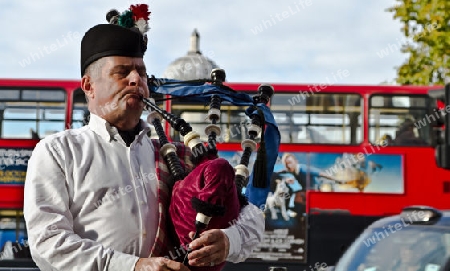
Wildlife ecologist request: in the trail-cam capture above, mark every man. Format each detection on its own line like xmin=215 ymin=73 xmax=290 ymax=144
xmin=279 ymin=153 xmax=337 ymax=211
xmin=281 ymin=152 xmax=336 ymax=191
xmin=393 ymin=119 xmax=427 ymax=146
xmin=23 ymin=18 xmax=264 ymax=271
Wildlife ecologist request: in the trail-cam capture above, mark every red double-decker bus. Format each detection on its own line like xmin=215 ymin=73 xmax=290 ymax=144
xmin=0 ymin=79 xmax=447 ymax=269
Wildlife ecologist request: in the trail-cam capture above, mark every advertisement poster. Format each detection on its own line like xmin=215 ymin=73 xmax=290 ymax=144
xmin=307 ymin=152 xmax=404 ymax=193
xmin=0 ymin=148 xmax=33 ymax=185
xmin=219 ymin=150 xmax=404 ymax=263
xmin=219 ymin=151 xmax=307 ymax=262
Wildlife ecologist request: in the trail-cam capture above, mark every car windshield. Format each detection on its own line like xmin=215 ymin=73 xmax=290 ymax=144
xmin=334 ymin=225 xmax=450 ymax=271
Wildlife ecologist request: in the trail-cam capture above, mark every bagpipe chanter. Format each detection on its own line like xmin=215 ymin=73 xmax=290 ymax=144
xmin=144 ymin=72 xmax=280 ymax=270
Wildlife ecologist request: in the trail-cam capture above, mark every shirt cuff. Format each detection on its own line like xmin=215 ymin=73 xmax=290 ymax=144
xmin=109 ymin=250 xmax=140 ymax=271
xmin=221 ymin=226 xmax=242 ymax=263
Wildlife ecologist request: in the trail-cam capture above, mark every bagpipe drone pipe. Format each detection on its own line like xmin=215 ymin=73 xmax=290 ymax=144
xmin=143 ymin=69 xmax=280 ymax=270
xmin=100 ymin=5 xmax=279 ymax=270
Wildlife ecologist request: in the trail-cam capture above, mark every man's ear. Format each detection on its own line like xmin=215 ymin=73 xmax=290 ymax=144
xmin=81 ymin=75 xmax=94 ymax=99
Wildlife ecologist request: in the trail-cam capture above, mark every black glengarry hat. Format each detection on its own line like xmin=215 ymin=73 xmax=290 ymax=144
xmin=80 ymin=4 xmax=150 ymax=76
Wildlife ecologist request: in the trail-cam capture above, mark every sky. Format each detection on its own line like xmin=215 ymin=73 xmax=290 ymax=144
xmin=0 ymin=0 xmax=408 ymax=85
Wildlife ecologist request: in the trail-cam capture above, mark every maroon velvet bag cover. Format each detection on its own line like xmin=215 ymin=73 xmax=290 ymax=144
xmin=169 ymin=158 xmax=242 ymax=271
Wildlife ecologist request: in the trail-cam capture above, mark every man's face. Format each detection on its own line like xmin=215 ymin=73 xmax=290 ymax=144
xmin=84 ymin=56 xmax=150 ymax=124
xmin=285 ymin=156 xmax=297 ymax=172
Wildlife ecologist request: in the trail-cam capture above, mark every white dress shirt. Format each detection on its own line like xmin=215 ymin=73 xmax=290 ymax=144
xmin=24 ymin=113 xmax=264 ymax=271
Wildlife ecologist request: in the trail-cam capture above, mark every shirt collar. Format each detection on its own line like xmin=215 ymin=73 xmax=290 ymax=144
xmin=88 ymin=113 xmax=151 ymax=144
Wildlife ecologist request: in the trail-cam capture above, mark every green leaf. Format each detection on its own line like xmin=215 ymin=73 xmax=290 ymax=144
xmin=388 ymin=0 xmax=449 ymax=85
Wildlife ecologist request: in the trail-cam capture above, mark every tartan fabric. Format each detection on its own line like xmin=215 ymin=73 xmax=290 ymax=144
xmin=149 ymin=139 xmax=194 ymax=258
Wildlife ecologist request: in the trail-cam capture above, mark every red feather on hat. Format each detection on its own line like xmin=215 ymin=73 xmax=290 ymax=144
xmin=130 ymin=4 xmax=151 ymax=21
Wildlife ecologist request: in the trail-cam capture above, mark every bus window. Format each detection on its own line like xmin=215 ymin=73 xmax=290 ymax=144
xmin=0 ymin=210 xmax=29 ymax=260
xmin=270 ymin=93 xmax=362 ymax=144
xmin=170 ymin=101 xmax=250 ymax=143
xmin=170 ymin=92 xmax=363 ymax=144
xmin=0 ymin=89 xmax=66 ymax=139
xmin=369 ymin=94 xmax=430 ymax=146
xmin=72 ymin=88 xmax=90 ymax=129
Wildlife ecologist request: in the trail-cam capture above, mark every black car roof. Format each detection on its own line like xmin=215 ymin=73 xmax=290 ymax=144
xmin=368 ymin=210 xmax=450 ymax=229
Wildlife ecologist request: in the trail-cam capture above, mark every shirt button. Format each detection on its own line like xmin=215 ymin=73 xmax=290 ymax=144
xmin=139 ymin=201 xmax=145 ymax=205
xmin=142 ymin=231 xmax=147 ymax=236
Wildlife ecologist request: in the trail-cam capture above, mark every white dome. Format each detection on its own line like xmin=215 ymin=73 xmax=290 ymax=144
xmin=162 ymin=29 xmax=220 ymax=80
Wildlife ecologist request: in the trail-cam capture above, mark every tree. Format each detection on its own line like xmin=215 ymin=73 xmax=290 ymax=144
xmin=387 ymin=0 xmax=450 ymax=85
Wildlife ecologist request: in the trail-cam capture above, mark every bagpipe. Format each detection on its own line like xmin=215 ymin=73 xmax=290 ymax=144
xmin=102 ymin=4 xmax=280 ymax=270
xmin=143 ymin=69 xmax=281 ymax=270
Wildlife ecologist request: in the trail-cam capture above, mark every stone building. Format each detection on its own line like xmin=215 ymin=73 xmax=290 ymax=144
xmin=162 ymin=29 xmax=220 ymax=80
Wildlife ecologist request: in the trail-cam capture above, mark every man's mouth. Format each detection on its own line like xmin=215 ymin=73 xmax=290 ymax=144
xmin=125 ymin=93 xmax=142 ymax=99
xmin=123 ymin=93 xmax=145 ymax=108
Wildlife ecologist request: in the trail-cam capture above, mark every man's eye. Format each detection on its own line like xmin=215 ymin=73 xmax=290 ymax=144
xmin=138 ymin=69 xmax=147 ymax=77
xmin=116 ymin=69 xmax=128 ymax=75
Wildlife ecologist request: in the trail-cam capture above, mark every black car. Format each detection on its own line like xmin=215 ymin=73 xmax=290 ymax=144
xmin=333 ymin=206 xmax=450 ymax=271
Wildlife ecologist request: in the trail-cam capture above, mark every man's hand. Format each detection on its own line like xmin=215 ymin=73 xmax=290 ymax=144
xmin=187 ymin=229 xmax=229 ymax=267
xmin=134 ymin=257 xmax=190 ymax=271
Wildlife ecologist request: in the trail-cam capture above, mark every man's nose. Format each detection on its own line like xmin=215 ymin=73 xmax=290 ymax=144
xmin=128 ymin=70 xmax=140 ymax=86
